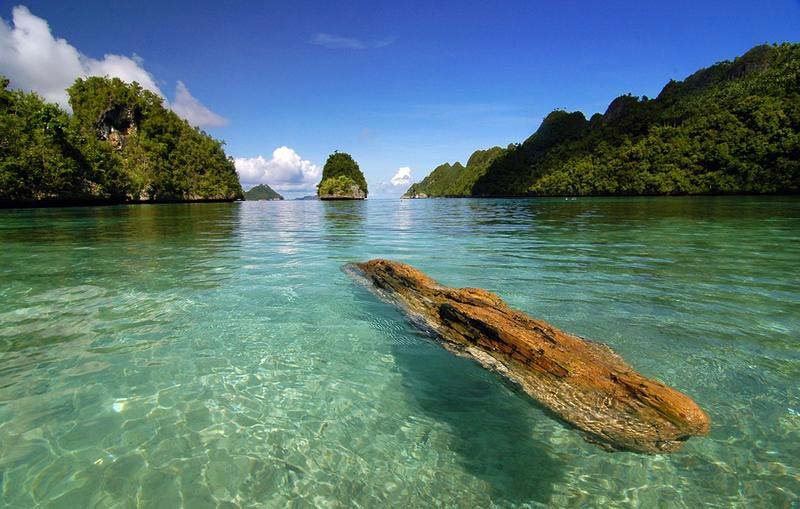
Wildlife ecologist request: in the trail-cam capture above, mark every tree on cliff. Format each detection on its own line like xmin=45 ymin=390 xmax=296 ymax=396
xmin=317 ymin=151 xmax=368 ymax=198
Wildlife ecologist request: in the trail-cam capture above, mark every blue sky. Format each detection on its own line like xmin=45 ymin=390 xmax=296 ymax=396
xmin=2 ymin=1 xmax=799 ymax=197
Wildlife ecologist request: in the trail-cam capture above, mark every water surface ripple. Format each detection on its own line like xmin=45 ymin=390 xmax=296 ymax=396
xmin=0 ymin=197 xmax=798 ymax=507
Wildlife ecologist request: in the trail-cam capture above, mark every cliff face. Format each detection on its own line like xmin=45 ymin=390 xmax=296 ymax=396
xmin=401 ymin=189 xmax=428 ymax=199
xmin=319 ymin=183 xmax=366 ymax=200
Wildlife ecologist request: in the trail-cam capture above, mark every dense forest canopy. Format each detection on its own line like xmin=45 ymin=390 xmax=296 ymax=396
xmin=0 ymin=76 xmax=242 ymax=206
xmin=244 ymin=183 xmax=283 ymax=200
xmin=317 ymin=151 xmax=368 ymax=198
xmin=404 ymin=146 xmax=504 ymax=198
xmin=405 ymin=43 xmax=800 ymax=198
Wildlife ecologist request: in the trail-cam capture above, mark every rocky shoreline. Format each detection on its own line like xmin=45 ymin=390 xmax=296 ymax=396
xmin=319 ymin=187 xmax=366 ymax=200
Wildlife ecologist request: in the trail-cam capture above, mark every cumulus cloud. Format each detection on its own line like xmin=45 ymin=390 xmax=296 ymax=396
xmin=170 ymin=81 xmax=228 ymax=128
xmin=235 ymin=147 xmax=321 ymax=193
xmin=372 ymin=167 xmax=413 ymax=197
xmin=0 ymin=5 xmax=226 ymax=127
xmin=310 ymin=33 xmax=394 ymax=50
xmin=390 ymin=166 xmax=412 ymax=187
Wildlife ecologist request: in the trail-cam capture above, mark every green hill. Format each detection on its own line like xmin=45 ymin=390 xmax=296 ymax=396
xmin=406 ymin=43 xmax=800 ymax=197
xmin=244 ymin=183 xmax=283 ymax=200
xmin=317 ymin=151 xmax=368 ymax=199
xmin=403 ymin=146 xmax=504 ymax=198
xmin=0 ymin=76 xmax=243 ymax=206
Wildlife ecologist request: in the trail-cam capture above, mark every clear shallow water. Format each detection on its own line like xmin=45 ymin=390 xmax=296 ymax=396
xmin=0 ymin=197 xmax=798 ymax=508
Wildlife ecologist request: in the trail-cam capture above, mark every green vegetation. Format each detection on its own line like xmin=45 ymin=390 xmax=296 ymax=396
xmin=0 ymin=76 xmax=242 ymax=206
xmin=317 ymin=151 xmax=368 ymax=198
xmin=404 ymin=146 xmax=505 ymax=197
xmin=406 ymin=44 xmax=800 ymax=197
xmin=244 ymin=183 xmax=283 ymax=200
xmin=318 ymin=174 xmax=362 ymax=197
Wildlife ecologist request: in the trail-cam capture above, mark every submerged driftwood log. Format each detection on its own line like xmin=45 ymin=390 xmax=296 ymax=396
xmin=346 ymin=259 xmax=710 ymax=453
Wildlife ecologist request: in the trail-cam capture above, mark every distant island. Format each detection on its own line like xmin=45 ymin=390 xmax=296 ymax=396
xmin=405 ymin=44 xmax=800 ymax=198
xmin=4 ymin=43 xmax=797 ymax=208
xmin=317 ymin=152 xmax=368 ymax=200
xmin=244 ymin=184 xmax=283 ymax=201
xmin=0 ymin=76 xmax=243 ymax=207
xmin=404 ymin=147 xmax=504 ymax=198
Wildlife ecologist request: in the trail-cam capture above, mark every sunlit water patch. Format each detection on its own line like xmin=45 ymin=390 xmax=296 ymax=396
xmin=0 ymin=198 xmax=798 ymax=507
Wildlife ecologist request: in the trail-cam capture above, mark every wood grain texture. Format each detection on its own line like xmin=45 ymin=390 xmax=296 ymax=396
xmin=347 ymin=259 xmax=710 ymax=453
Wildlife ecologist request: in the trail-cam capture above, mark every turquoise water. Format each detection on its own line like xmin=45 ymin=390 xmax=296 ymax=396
xmin=0 ymin=197 xmax=798 ymax=508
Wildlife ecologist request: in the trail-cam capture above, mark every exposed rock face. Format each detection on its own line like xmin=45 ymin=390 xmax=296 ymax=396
xmin=96 ymin=104 xmax=138 ymax=150
xmin=319 ymin=184 xmax=366 ymax=200
xmin=346 ymin=259 xmax=710 ymax=453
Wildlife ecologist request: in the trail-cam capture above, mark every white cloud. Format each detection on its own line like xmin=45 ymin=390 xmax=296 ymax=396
xmin=83 ymin=54 xmax=162 ymax=98
xmin=0 ymin=5 xmax=226 ymax=128
xmin=371 ymin=167 xmax=413 ymax=197
xmin=170 ymin=81 xmax=228 ymax=128
xmin=235 ymin=147 xmax=321 ymax=193
xmin=310 ymin=33 xmax=366 ymax=50
xmin=390 ymin=166 xmax=412 ymax=187
xmin=310 ymin=33 xmax=394 ymax=50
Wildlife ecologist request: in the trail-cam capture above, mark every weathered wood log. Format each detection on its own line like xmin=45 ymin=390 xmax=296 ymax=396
xmin=345 ymin=259 xmax=710 ymax=453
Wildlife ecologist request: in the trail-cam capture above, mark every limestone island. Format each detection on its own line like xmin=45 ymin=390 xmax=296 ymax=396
xmin=317 ymin=151 xmax=368 ymax=200
xmin=346 ymin=259 xmax=710 ymax=453
xmin=402 ymin=44 xmax=800 ymax=198
xmin=244 ymin=183 xmax=284 ymax=201
xmin=0 ymin=76 xmax=242 ymax=208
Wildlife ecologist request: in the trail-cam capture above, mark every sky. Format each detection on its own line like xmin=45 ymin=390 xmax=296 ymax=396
xmin=1 ymin=1 xmax=799 ymax=198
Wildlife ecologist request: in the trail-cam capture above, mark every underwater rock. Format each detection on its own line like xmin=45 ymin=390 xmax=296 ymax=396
xmin=346 ymin=259 xmax=710 ymax=453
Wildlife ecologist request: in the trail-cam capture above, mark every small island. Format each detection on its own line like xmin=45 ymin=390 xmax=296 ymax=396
xmin=244 ymin=183 xmax=283 ymax=201
xmin=317 ymin=151 xmax=368 ymax=200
